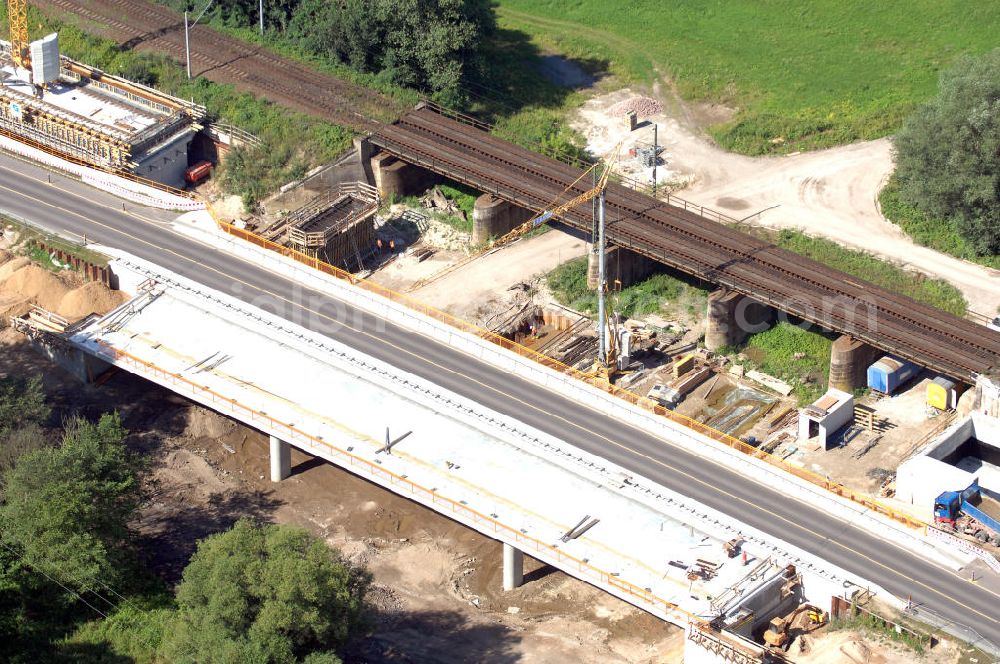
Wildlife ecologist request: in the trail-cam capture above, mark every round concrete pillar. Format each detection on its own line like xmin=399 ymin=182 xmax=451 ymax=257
xmin=704 ymin=290 xmax=741 ymax=350
xmin=828 ymin=335 xmax=879 ymax=392
xmin=473 ymin=194 xmax=509 ymax=245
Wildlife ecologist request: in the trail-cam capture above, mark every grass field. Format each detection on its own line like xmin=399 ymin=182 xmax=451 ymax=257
xmin=496 ymin=1 xmax=1000 ymax=154
xmin=727 ymin=322 xmax=838 ymax=405
xmin=547 ymin=258 xmax=710 ymax=320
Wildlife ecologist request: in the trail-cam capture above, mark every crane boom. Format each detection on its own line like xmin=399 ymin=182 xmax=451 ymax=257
xmin=7 ymin=0 xmax=30 ymax=70
xmin=404 ymin=142 xmax=622 ymax=293
xmin=492 ymin=142 xmax=622 ymax=248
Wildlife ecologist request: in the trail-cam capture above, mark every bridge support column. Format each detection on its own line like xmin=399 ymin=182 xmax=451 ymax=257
xmin=472 ymin=194 xmax=533 ymax=245
xmin=270 ymin=435 xmax=291 ymax=482
xmin=829 ymin=335 xmax=879 ymax=392
xmin=704 ymin=289 xmax=773 ymax=351
xmin=502 ymin=542 xmax=524 ymax=591
xmin=354 ymin=136 xmax=377 ymax=186
xmin=371 ymin=152 xmax=440 ymax=199
xmin=586 ymin=246 xmax=658 ymax=291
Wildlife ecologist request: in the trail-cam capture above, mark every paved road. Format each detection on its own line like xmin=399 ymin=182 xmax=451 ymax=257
xmin=2 ymin=155 xmax=998 ymax=648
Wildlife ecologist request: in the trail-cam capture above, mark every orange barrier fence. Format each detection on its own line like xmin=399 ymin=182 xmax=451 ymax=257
xmin=95 ymin=339 xmax=709 ymax=627
xmin=213 ymin=216 xmax=927 ymax=532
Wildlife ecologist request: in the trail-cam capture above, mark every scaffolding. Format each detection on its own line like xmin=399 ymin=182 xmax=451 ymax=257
xmin=280 ymin=182 xmax=379 ymax=269
xmin=0 ymin=39 xmax=204 ymax=173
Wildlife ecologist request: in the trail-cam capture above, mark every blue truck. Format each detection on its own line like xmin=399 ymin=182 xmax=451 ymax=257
xmin=934 ymin=480 xmax=1000 ymax=547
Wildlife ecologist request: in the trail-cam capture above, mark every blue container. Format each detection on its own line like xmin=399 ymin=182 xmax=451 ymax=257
xmin=867 ymin=356 xmax=919 ymax=394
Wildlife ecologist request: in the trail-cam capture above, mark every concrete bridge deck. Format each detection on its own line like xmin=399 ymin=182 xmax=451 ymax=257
xmin=49 ymin=256 xmax=862 ymax=638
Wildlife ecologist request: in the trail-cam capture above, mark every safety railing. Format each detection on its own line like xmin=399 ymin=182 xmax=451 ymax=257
xmin=92 ymin=339 xmax=705 ymax=628
xmin=212 ymin=214 xmax=927 ymax=531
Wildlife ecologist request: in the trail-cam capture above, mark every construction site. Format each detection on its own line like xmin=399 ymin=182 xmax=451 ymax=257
xmin=1 ymin=1 xmax=1000 ymax=662
xmin=0 ymin=25 xmax=205 ymax=187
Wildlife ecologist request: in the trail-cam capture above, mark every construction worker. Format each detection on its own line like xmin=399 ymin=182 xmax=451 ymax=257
xmin=376 ymin=238 xmax=383 ymax=254
xmin=389 ymin=239 xmax=396 ymax=253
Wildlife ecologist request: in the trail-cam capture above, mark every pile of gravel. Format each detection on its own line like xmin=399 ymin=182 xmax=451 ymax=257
xmin=609 ymin=96 xmax=663 ymax=118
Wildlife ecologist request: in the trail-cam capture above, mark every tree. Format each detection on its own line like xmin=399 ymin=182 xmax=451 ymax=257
xmin=893 ymin=49 xmax=1000 ymax=255
xmin=160 ymin=519 xmax=370 ymax=664
xmin=0 ymin=374 xmax=49 ymax=437
xmin=0 ymin=413 xmax=141 ymax=594
xmin=0 ymin=374 xmax=50 ymax=486
xmin=288 ymin=0 xmax=495 ymax=105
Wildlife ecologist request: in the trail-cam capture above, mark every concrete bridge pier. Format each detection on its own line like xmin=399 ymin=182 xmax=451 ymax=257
xmin=502 ymin=542 xmax=524 ymax=591
xmin=270 ymin=435 xmax=291 ymax=482
xmin=586 ymin=246 xmax=658 ymax=291
xmin=704 ymin=289 xmax=773 ymax=350
xmin=371 ymin=152 xmax=440 ymax=199
xmin=829 ymin=335 xmax=879 ymax=392
xmin=472 ymin=194 xmax=533 ymax=245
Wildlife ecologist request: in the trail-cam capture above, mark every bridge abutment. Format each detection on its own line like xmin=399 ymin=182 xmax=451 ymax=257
xmin=472 ymin=194 xmax=533 ymax=245
xmin=704 ymin=289 xmax=773 ymax=351
xmin=270 ymin=434 xmax=291 ymax=482
xmin=371 ymin=152 xmax=440 ymax=199
xmin=502 ymin=542 xmax=524 ymax=591
xmin=829 ymin=335 xmax=879 ymax=392
xmin=23 ymin=334 xmax=112 ymax=384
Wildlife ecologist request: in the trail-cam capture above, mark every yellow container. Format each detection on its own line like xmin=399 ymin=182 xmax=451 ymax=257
xmin=927 ymin=376 xmax=956 ymax=411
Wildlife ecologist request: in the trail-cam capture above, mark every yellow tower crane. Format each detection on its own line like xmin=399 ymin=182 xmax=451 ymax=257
xmin=7 ymin=0 xmax=30 ymax=71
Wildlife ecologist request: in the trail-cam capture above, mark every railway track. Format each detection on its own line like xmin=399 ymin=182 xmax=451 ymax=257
xmin=33 ymin=0 xmax=401 ymax=130
xmin=28 ymin=0 xmax=999 ymax=378
xmin=374 ymin=108 xmax=1000 ymax=380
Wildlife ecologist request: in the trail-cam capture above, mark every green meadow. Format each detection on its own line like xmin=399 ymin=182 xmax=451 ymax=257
xmin=496 ymin=1 xmax=1000 ymax=154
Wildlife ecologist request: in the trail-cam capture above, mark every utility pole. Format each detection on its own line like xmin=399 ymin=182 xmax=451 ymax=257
xmin=259 ymin=0 xmax=264 ymax=35
xmin=597 ymin=188 xmax=607 ymax=364
xmin=184 ymin=10 xmax=191 ymax=79
xmin=185 ymin=0 xmax=214 ymax=79
xmin=652 ymin=123 xmax=658 ymax=197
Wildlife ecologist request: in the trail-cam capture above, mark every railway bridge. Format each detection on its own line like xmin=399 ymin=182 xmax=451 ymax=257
xmin=369 ymin=105 xmax=1000 ymax=382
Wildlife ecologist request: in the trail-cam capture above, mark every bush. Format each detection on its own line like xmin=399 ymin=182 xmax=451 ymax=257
xmin=893 ymin=49 xmax=1000 ymax=255
xmin=160 ymin=519 xmax=370 ymax=663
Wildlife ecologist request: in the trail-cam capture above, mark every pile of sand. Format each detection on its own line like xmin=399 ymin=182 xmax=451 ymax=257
xmin=0 ymin=258 xmax=128 ymax=322
xmin=0 ymin=257 xmax=30 ymax=281
xmin=1 ymin=264 xmax=69 ymax=311
xmin=59 ymin=281 xmax=129 ymax=321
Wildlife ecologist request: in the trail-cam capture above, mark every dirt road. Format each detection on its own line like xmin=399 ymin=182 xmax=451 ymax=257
xmin=573 ymin=89 xmax=1000 ymax=316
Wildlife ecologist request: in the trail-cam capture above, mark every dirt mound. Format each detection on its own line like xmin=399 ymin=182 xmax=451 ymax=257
xmin=59 ymin=281 xmax=128 ymax=321
xmin=0 ymin=264 xmax=69 ymax=311
xmin=609 ymin=96 xmax=663 ymax=118
xmin=0 ymin=257 xmax=30 ymax=281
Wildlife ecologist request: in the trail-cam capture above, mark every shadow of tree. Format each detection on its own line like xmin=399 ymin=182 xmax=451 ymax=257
xmin=348 ymin=609 xmax=522 ymax=664
xmin=138 ymin=488 xmax=284 ymax=584
xmin=469 ymin=26 xmax=610 ymax=121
